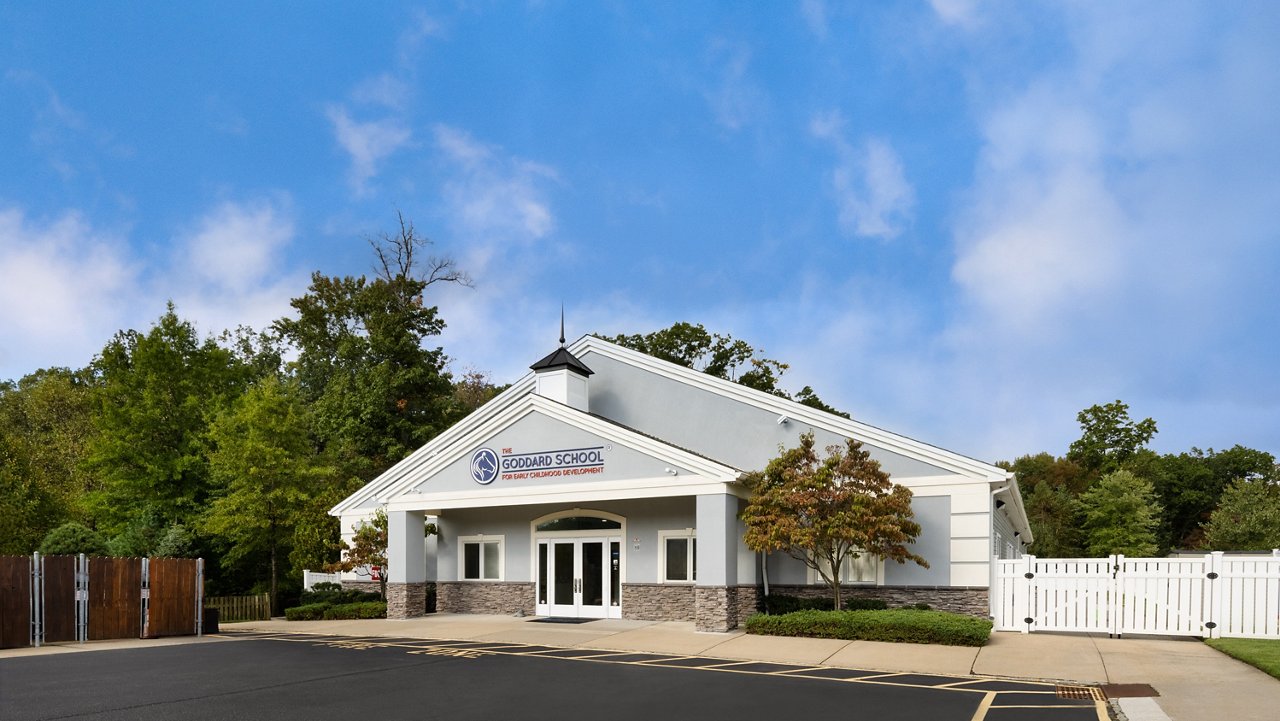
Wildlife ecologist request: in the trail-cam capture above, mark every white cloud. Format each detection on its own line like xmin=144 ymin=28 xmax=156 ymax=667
xmin=704 ymin=39 xmax=767 ymax=131
xmin=811 ymin=112 xmax=915 ymax=239
xmin=800 ymin=0 xmax=829 ymax=41
xmin=924 ymin=2 xmax=1280 ymax=457
xmin=351 ymin=73 xmax=411 ymax=112
xmin=180 ymin=199 xmax=295 ymax=294
xmin=0 ymin=197 xmax=312 ymax=381
xmin=433 ymin=124 xmax=558 ymax=253
xmin=929 ymin=0 xmax=981 ymax=29
xmin=168 ymin=197 xmax=305 ymax=339
xmin=0 ymin=207 xmax=137 ymax=377
xmin=326 ymin=105 xmax=413 ymax=195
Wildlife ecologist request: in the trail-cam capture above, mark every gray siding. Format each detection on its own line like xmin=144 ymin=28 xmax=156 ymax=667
xmin=580 ymin=351 xmax=950 ymax=478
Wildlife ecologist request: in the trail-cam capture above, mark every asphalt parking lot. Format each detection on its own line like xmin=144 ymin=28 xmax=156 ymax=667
xmin=0 ymin=631 xmax=1106 ymax=721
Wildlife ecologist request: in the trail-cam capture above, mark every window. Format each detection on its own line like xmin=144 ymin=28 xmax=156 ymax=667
xmin=459 ymin=535 xmax=503 ymax=581
xmin=658 ymin=530 xmax=696 ymax=583
xmin=994 ymin=531 xmax=1003 ymax=559
xmin=807 ymin=551 xmax=879 ymax=585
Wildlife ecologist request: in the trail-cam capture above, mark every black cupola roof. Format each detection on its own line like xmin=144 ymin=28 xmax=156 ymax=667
xmin=530 ymin=346 xmax=594 ymax=377
xmin=531 ymin=306 xmax=593 ymax=377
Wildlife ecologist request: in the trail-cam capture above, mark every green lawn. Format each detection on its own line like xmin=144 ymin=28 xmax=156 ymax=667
xmin=1205 ymin=638 xmax=1280 ymax=680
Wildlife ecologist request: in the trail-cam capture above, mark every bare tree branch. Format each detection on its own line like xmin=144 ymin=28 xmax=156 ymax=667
xmin=368 ymin=211 xmax=473 ymax=288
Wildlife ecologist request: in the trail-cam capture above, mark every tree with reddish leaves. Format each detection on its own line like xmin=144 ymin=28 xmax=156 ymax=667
xmin=741 ymin=432 xmax=926 ymax=610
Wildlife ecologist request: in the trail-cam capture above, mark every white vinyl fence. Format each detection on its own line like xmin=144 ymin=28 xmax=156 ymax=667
xmin=992 ymin=552 xmax=1280 ymax=639
xmin=302 ymin=570 xmax=342 ymax=591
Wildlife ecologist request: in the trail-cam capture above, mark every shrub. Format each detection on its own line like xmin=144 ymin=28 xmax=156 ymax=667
xmin=844 ymin=598 xmax=889 ymax=611
xmin=763 ymin=594 xmax=889 ymax=613
xmin=285 ymin=603 xmax=329 ymax=621
xmin=764 ymin=594 xmax=837 ymax=614
xmin=321 ymin=601 xmax=387 ymax=620
xmin=38 ymin=523 xmax=110 ymax=556
xmin=902 ymin=602 xmax=932 ymax=611
xmin=300 ymin=584 xmax=382 ymax=606
xmin=745 ymin=609 xmax=992 ymax=647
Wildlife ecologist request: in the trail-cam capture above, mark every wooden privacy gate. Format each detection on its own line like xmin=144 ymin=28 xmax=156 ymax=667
xmin=993 ymin=553 xmax=1280 ymax=639
xmin=0 ymin=554 xmax=203 ymax=648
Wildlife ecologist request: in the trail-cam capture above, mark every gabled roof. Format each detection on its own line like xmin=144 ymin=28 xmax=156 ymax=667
xmin=567 ymin=335 xmax=1014 ymax=483
xmin=332 ymin=334 xmax=1019 ymax=517
xmin=330 ymin=378 xmax=741 ymax=516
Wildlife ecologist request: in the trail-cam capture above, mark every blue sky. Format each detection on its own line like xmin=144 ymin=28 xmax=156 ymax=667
xmin=2 ymin=1 xmax=1278 ymax=463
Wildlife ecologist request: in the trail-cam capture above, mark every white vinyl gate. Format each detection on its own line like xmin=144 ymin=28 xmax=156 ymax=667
xmin=992 ymin=552 xmax=1280 ymax=639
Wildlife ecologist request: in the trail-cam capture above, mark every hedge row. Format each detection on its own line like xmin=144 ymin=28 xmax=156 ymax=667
xmin=284 ymin=601 xmax=387 ymax=621
xmin=744 ymin=609 xmax=992 ymax=647
xmin=763 ymin=594 xmax=890 ymax=614
xmin=299 ymin=583 xmax=382 ymax=606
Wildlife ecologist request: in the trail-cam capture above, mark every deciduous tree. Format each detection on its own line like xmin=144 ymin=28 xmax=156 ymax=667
xmin=85 ymin=305 xmax=249 ymax=534
xmin=740 ymin=432 xmax=926 ymax=609
xmin=275 ymin=216 xmax=466 ymax=477
xmin=1067 ymin=401 xmax=1157 ymax=475
xmin=606 ymin=322 xmax=847 ymax=414
xmin=203 ymin=375 xmax=336 ymax=613
xmin=325 ymin=508 xmax=389 ymax=598
xmin=0 ymin=368 xmax=98 ymax=553
xmin=1203 ymin=473 xmax=1280 ymax=551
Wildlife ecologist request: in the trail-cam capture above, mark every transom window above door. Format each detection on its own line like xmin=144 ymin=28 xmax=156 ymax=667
xmin=535 ymin=516 xmax=622 ymax=532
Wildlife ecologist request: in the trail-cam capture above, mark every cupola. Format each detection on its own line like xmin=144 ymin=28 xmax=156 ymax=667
xmin=530 ymin=311 xmax=592 ymax=412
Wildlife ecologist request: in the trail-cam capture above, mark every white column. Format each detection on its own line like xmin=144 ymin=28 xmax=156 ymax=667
xmin=387 ymin=510 xmax=426 ymax=584
xmin=695 ymin=493 xmax=737 ymax=587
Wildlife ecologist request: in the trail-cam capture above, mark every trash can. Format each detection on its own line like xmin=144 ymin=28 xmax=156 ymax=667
xmin=202 ymin=607 xmax=220 ymax=634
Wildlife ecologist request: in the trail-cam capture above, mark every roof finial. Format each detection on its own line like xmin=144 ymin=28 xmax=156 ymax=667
xmin=559 ymin=304 xmax=566 ymax=346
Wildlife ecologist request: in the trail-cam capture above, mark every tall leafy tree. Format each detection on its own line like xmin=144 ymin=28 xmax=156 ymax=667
xmin=0 ymin=367 xmax=98 ymax=553
xmin=1067 ymin=400 xmax=1158 ymax=475
xmin=203 ymin=374 xmax=336 ymax=613
xmin=1002 ymin=452 xmax=1088 ymax=556
xmin=741 ymin=432 xmax=926 ymax=609
xmin=275 ymin=215 xmax=466 ymax=476
xmin=1202 ymin=474 xmax=1280 ymax=551
xmin=85 ymin=305 xmax=247 ymax=535
xmin=606 ymin=322 xmax=847 ymax=415
xmin=1077 ymin=469 xmax=1162 ymax=557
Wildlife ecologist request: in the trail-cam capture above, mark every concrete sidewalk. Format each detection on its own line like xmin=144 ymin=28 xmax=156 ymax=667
xmin=6 ymin=614 xmax=1278 ymax=721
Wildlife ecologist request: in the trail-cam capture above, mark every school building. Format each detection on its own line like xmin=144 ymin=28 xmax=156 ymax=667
xmin=331 ymin=335 xmax=1032 ymax=631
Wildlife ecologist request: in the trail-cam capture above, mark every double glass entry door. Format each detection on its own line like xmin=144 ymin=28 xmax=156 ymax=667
xmin=536 ymin=537 xmax=621 ymax=619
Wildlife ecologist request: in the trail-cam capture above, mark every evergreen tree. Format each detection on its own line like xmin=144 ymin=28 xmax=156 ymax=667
xmin=1078 ymin=469 xmax=1162 ymax=557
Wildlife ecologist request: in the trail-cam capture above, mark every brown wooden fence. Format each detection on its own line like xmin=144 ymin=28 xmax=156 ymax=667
xmin=0 ymin=556 xmax=31 ymax=649
xmin=43 ymin=555 xmax=77 ymax=643
xmin=145 ymin=558 xmax=200 ymax=637
xmin=88 ymin=557 xmax=143 ymax=641
xmin=203 ymin=593 xmax=270 ymax=622
xmin=0 ymin=554 xmax=204 ymax=648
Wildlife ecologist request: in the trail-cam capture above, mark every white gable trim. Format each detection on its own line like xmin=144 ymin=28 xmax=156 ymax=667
xmin=329 ymin=376 xmax=536 ymax=515
xmin=334 ymin=393 xmax=742 ymax=515
xmin=569 ymin=335 xmax=1009 ymax=482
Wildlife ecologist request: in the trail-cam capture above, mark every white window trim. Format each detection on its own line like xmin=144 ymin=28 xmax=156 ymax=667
xmin=805 ymin=550 xmax=880 ymax=585
xmin=657 ymin=529 xmax=696 ymax=584
xmin=459 ymin=534 xmax=505 ymax=582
